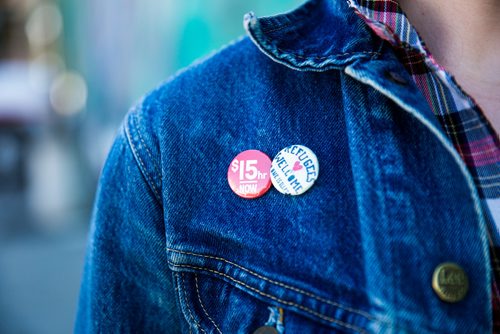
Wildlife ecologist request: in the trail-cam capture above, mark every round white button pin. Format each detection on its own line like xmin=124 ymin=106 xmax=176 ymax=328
xmin=270 ymin=145 xmax=319 ymax=195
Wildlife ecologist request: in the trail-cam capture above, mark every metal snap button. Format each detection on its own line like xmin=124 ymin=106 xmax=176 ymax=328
xmin=253 ymin=326 xmax=278 ymax=334
xmin=432 ymin=262 xmax=469 ymax=303
xmin=387 ymin=70 xmax=408 ymax=85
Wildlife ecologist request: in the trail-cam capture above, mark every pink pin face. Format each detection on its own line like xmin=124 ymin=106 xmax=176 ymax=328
xmin=228 ymin=150 xmax=272 ymax=199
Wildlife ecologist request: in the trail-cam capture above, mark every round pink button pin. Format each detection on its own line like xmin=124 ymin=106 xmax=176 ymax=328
xmin=228 ymin=150 xmax=272 ymax=199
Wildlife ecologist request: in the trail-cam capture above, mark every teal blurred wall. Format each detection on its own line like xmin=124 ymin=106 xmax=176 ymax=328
xmin=65 ymin=0 xmax=305 ymax=124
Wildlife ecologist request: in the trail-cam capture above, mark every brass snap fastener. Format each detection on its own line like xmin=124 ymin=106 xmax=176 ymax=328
xmin=432 ymin=262 xmax=469 ymax=303
xmin=253 ymin=326 xmax=278 ymax=334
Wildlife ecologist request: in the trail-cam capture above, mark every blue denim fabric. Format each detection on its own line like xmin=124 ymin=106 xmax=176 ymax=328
xmin=76 ymin=0 xmax=492 ymax=332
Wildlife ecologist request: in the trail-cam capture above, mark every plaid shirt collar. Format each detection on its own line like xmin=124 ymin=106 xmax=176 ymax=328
xmin=348 ymin=1 xmax=422 ymax=46
xmin=347 ymin=0 xmax=500 ymax=195
xmin=347 ymin=0 xmax=443 ymax=72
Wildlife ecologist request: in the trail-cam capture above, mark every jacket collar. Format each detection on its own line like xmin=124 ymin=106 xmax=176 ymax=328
xmin=243 ymin=0 xmax=439 ymax=135
xmin=244 ymin=0 xmax=383 ymax=72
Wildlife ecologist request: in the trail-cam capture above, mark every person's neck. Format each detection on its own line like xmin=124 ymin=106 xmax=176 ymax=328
xmin=398 ymin=0 xmax=500 ymax=130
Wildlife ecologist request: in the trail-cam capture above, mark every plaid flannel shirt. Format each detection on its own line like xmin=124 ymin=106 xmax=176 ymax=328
xmin=348 ymin=0 xmax=500 ymax=330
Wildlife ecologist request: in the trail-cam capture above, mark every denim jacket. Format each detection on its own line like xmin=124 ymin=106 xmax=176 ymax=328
xmin=75 ymin=0 xmax=492 ymax=332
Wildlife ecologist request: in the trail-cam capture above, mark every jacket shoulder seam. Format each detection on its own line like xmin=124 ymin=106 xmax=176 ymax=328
xmin=124 ymin=111 xmax=162 ymax=203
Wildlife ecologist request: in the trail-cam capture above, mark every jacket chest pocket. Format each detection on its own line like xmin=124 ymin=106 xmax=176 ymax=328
xmin=169 ymin=249 xmax=388 ymax=334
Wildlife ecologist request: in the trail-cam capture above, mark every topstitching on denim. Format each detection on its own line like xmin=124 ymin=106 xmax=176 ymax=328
xmin=167 ymin=248 xmax=393 ymax=327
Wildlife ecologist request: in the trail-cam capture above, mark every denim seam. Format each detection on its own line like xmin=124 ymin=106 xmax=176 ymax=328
xmin=194 ymin=274 xmax=223 ymax=334
xmin=174 ymin=273 xmax=193 ymax=334
xmin=135 ymin=113 xmax=162 ymax=186
xmin=246 ymin=20 xmax=380 ymax=70
xmin=180 ymin=273 xmax=207 ymax=334
xmin=273 ymin=48 xmax=381 ymax=61
xmin=172 ymin=273 xmax=191 ymax=334
xmin=255 ymin=29 xmax=381 ymax=61
xmin=170 ymin=262 xmax=367 ymax=334
xmin=246 ymin=10 xmax=380 ymax=61
xmin=167 ymin=247 xmax=387 ymax=325
xmin=124 ymin=116 xmax=162 ymax=202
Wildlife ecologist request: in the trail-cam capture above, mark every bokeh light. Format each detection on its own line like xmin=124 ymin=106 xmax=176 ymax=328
xmin=25 ymin=3 xmax=63 ymax=49
xmin=49 ymin=71 xmax=88 ymax=116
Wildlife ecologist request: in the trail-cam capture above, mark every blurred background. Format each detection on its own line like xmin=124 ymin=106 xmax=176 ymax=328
xmin=0 ymin=0 xmax=303 ymax=333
